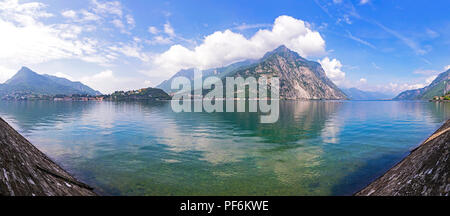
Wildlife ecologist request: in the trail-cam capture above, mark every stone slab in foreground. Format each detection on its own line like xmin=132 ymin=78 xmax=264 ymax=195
xmin=356 ymin=119 xmax=450 ymax=196
xmin=0 ymin=117 xmax=96 ymax=196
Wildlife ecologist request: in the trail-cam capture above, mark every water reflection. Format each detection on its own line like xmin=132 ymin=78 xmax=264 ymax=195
xmin=0 ymin=100 xmax=448 ymax=195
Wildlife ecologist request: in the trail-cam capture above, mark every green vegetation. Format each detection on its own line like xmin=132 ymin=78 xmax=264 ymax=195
xmin=106 ymin=87 xmax=171 ymax=101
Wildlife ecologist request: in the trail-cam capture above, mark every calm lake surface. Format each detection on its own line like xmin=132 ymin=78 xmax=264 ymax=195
xmin=0 ymin=100 xmax=449 ymax=195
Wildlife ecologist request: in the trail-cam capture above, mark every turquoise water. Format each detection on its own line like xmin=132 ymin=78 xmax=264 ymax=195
xmin=0 ymin=100 xmax=448 ymax=195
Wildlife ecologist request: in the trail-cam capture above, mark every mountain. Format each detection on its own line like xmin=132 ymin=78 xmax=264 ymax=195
xmin=342 ymin=88 xmax=394 ymax=100
xmin=394 ymin=69 xmax=450 ymax=100
xmin=156 ymin=60 xmax=256 ymax=93
xmin=158 ymin=45 xmax=347 ymax=100
xmin=226 ymin=45 xmax=347 ymax=100
xmin=0 ymin=67 xmax=101 ymax=97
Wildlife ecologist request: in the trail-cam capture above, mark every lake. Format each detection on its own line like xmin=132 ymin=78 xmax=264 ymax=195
xmin=0 ymin=100 xmax=448 ymax=195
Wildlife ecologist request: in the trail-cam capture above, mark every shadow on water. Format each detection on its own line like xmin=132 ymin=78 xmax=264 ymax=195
xmin=330 ymin=152 xmax=408 ymax=195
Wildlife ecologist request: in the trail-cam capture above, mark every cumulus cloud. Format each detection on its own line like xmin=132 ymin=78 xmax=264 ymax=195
xmin=79 ymin=70 xmax=148 ymax=94
xmin=318 ymin=57 xmax=346 ymax=84
xmin=379 ymin=75 xmax=437 ymax=94
xmin=0 ymin=0 xmax=109 ymax=67
xmin=148 ymin=15 xmax=326 ymax=78
xmin=0 ymin=0 xmax=148 ymax=82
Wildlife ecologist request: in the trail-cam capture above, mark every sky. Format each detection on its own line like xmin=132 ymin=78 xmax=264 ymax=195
xmin=0 ymin=0 xmax=449 ymax=94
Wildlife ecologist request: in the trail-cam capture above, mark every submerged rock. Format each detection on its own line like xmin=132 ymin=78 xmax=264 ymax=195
xmin=356 ymin=119 xmax=450 ymax=196
xmin=0 ymin=117 xmax=96 ymax=196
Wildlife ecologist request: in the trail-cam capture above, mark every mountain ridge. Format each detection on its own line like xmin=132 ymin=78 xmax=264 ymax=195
xmin=0 ymin=67 xmax=101 ymax=97
xmin=394 ymin=69 xmax=450 ymax=100
xmin=157 ymin=45 xmax=347 ymax=100
xmin=342 ymin=88 xmax=394 ymax=100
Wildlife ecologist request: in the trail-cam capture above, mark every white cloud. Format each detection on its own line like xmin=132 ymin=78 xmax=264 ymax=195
xmin=111 ymin=19 xmax=125 ymax=30
xmin=109 ymin=44 xmax=149 ymax=62
xmin=91 ymin=0 xmax=123 ymax=17
xmin=372 ymin=62 xmax=381 ymax=70
xmin=61 ymin=9 xmax=101 ymax=22
xmin=147 ymin=36 xmax=172 ymax=45
xmin=126 ymin=14 xmax=135 ymax=28
xmin=425 ymin=75 xmax=437 ymax=85
xmin=80 ymin=70 xmax=117 ymax=94
xmin=347 ymin=31 xmax=376 ymax=49
xmin=381 ymin=76 xmax=437 ymax=94
xmin=359 ymin=78 xmax=367 ymax=84
xmin=164 ymin=22 xmax=175 ymax=37
xmin=61 ymin=10 xmax=77 ymax=19
xmin=426 ymin=28 xmax=439 ymax=39
xmin=373 ymin=21 xmax=428 ymax=55
xmin=78 ymin=9 xmax=101 ymax=22
xmin=52 ymin=72 xmax=74 ymax=80
xmin=0 ymin=65 xmax=16 ymax=83
xmin=79 ymin=70 xmax=148 ymax=94
xmin=0 ymin=5 xmax=102 ymax=66
xmin=413 ymin=68 xmax=438 ymax=75
xmin=359 ymin=0 xmax=370 ymax=5
xmin=318 ymin=57 xmax=346 ymax=84
xmin=0 ymin=0 xmax=150 ymax=73
xmin=148 ymin=26 xmax=159 ymax=34
xmin=0 ymin=0 xmax=53 ymax=26
xmin=148 ymin=15 xmax=326 ymax=78
xmin=234 ymin=23 xmax=273 ymax=31
xmin=445 ymin=65 xmax=450 ymax=71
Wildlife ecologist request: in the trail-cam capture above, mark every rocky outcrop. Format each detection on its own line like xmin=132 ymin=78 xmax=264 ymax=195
xmin=0 ymin=117 xmax=96 ymax=196
xmin=229 ymin=46 xmax=347 ymax=100
xmin=356 ymin=119 xmax=450 ymax=196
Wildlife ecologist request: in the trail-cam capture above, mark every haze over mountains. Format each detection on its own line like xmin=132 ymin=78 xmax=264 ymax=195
xmin=158 ymin=45 xmax=347 ymax=100
xmin=342 ymin=88 xmax=394 ymax=100
xmin=0 ymin=67 xmax=101 ymax=97
xmin=394 ymin=69 xmax=450 ymax=100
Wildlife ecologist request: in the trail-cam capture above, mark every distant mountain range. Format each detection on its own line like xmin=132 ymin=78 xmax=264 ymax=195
xmin=342 ymin=88 xmax=394 ymax=100
xmin=394 ymin=69 xmax=450 ymax=100
xmin=157 ymin=60 xmax=257 ymax=94
xmin=0 ymin=67 xmax=101 ymax=97
xmin=158 ymin=45 xmax=347 ymax=100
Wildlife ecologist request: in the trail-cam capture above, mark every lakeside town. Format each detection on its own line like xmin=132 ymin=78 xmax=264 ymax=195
xmin=0 ymin=87 xmax=171 ymax=102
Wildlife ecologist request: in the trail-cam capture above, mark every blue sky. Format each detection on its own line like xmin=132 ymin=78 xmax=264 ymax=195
xmin=0 ymin=0 xmax=449 ymax=94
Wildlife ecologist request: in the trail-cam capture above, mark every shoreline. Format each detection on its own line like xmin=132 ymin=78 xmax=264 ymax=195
xmin=355 ymin=119 xmax=450 ymax=196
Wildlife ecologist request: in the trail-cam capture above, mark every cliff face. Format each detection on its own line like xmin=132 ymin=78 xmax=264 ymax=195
xmin=0 ymin=117 xmax=96 ymax=196
xmin=229 ymin=46 xmax=347 ymax=100
xmin=356 ymin=119 xmax=450 ymax=196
